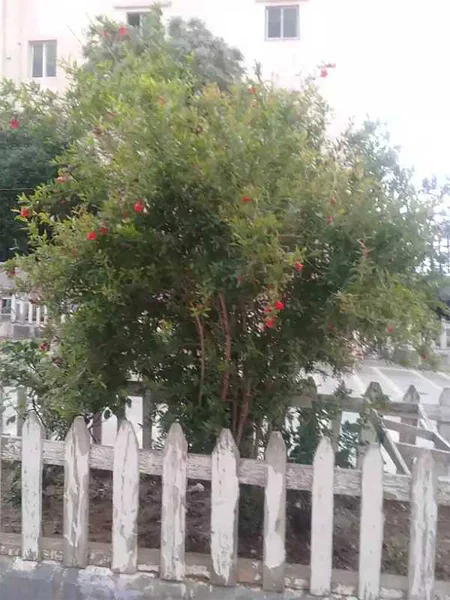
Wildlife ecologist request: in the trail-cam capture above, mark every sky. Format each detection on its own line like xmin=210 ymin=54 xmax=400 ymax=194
xmin=306 ymin=0 xmax=449 ymax=181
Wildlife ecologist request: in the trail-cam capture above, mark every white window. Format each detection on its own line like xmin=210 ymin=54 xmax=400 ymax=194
xmin=127 ymin=12 xmax=147 ymax=28
xmin=30 ymin=41 xmax=57 ymax=78
xmin=266 ymin=6 xmax=299 ymax=40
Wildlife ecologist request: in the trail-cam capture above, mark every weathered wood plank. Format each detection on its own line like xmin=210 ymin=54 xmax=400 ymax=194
xmin=160 ymin=423 xmax=187 ymax=581
xmin=263 ymin=432 xmax=286 ymax=592
xmin=383 ymin=418 xmax=435 ymax=442
xmin=63 ymin=416 xmax=90 ymax=568
xmin=408 ymin=451 xmax=438 ymax=600
xmin=211 ymin=429 xmax=239 ymax=586
xmin=21 ymin=412 xmax=44 ymax=560
xmin=112 ymin=420 xmax=139 ymax=573
xmin=398 ymin=442 xmax=450 ymax=466
xmin=358 ymin=444 xmax=383 ymax=600
xmin=310 ymin=436 xmax=334 ymax=596
xmin=357 ymin=383 xmax=382 ymax=468
xmin=400 ymin=386 xmax=420 ymax=446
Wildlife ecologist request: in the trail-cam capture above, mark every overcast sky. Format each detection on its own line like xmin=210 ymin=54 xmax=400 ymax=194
xmin=306 ymin=0 xmax=449 ymax=181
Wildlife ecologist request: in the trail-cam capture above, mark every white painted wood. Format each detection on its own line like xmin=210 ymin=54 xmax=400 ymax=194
xmin=112 ymin=420 xmax=139 ymax=573
xmin=63 ymin=416 xmax=90 ymax=567
xmin=357 ymin=383 xmax=382 ymax=468
xmin=400 ymin=386 xmax=420 ymax=446
xmin=408 ymin=451 xmax=438 ymax=600
xmin=160 ymin=423 xmax=187 ymax=581
xmin=438 ymin=388 xmax=450 ymax=443
xmin=21 ymin=412 xmax=44 ymax=560
xmin=0 ymin=385 xmax=3 ymax=537
xmin=263 ymin=431 xmax=286 ymax=592
xmin=359 ymin=444 xmax=384 ymax=600
xmin=211 ymin=429 xmax=240 ymax=586
xmin=27 ymin=301 xmax=33 ymax=324
xmin=310 ymin=436 xmax=334 ymax=596
xmin=35 ymin=305 xmax=41 ymax=325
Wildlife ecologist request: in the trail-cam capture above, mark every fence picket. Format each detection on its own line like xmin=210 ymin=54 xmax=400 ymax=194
xmin=160 ymin=423 xmax=187 ymax=581
xmin=63 ymin=416 xmax=90 ymax=567
xmin=112 ymin=420 xmax=139 ymax=573
xmin=400 ymin=385 xmax=420 ymax=446
xmin=263 ymin=431 xmax=286 ymax=592
xmin=310 ymin=436 xmax=334 ymax=596
xmin=357 ymin=382 xmax=382 ymax=468
xmin=21 ymin=412 xmax=44 ymax=560
xmin=358 ymin=444 xmax=383 ymax=600
xmin=408 ymin=450 xmax=438 ymax=600
xmin=211 ymin=429 xmax=239 ymax=587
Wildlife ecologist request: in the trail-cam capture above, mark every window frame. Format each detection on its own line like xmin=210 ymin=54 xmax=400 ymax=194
xmin=265 ymin=5 xmax=300 ymax=41
xmin=30 ymin=40 xmax=57 ymax=78
xmin=126 ymin=11 xmax=148 ymax=29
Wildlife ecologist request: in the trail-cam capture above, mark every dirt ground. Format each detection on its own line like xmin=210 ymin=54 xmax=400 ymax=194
xmin=2 ymin=465 xmax=450 ymax=580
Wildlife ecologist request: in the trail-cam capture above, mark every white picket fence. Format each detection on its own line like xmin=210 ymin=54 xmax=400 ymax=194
xmin=1 ymin=413 xmax=450 ymax=599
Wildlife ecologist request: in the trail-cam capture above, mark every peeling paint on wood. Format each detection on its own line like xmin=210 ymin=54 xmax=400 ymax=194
xmin=21 ymin=412 xmax=43 ymax=561
xmin=160 ymin=423 xmax=187 ymax=581
xmin=408 ymin=451 xmax=438 ymax=600
xmin=400 ymin=386 xmax=420 ymax=448
xmin=263 ymin=431 xmax=286 ymax=592
xmin=359 ymin=444 xmax=383 ymax=600
xmin=112 ymin=420 xmax=139 ymax=574
xmin=63 ymin=416 xmax=90 ymax=568
xmin=310 ymin=436 xmax=334 ymax=596
xmin=211 ymin=429 xmax=239 ymax=587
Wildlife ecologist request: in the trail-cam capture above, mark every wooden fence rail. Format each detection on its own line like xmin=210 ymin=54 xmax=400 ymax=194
xmin=1 ymin=414 xmax=450 ymax=599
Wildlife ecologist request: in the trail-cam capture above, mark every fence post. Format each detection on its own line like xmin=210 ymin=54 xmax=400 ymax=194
xmin=21 ymin=412 xmax=44 ymax=560
xmin=400 ymin=386 xmax=420 ymax=471
xmin=63 ymin=417 xmax=90 ymax=568
xmin=211 ymin=429 xmax=239 ymax=587
xmin=357 ymin=382 xmax=382 ymax=468
xmin=408 ymin=451 xmax=437 ymax=600
xmin=263 ymin=431 xmax=286 ymax=593
xmin=91 ymin=412 xmax=102 ymax=444
xmin=160 ymin=423 xmax=187 ymax=581
xmin=112 ymin=420 xmax=139 ymax=573
xmin=358 ymin=444 xmax=383 ymax=600
xmin=440 ymin=318 xmax=447 ymax=350
xmin=310 ymin=436 xmax=334 ymax=596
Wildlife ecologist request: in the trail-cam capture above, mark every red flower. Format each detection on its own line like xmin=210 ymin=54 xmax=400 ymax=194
xmin=248 ymin=85 xmax=257 ymax=95
xmin=39 ymin=342 xmax=49 ymax=352
xmin=327 ymin=215 xmax=333 ymax=224
xmin=274 ymin=300 xmax=284 ymax=311
xmin=10 ymin=118 xmax=19 ymax=130
xmin=20 ymin=207 xmax=30 ymax=218
xmin=241 ymin=196 xmax=252 ymax=203
xmin=320 ymin=68 xmax=328 ymax=78
xmin=99 ymin=226 xmax=108 ymax=236
xmin=119 ymin=25 xmax=127 ymax=37
xmin=86 ymin=231 xmax=97 ymax=241
xmin=295 ymin=262 xmax=304 ymax=273
xmin=386 ymin=326 xmax=394 ymax=334
xmin=134 ymin=200 xmax=145 ymax=213
xmin=56 ymin=175 xmax=69 ymax=184
xmin=265 ymin=317 xmax=275 ymax=329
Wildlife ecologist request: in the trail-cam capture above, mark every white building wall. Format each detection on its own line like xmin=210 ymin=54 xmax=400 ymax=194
xmin=0 ymin=0 xmax=317 ymax=93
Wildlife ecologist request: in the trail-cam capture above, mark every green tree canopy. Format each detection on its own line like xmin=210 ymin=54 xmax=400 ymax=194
xmin=7 ymin=10 xmax=441 ymax=452
xmin=0 ymin=80 xmax=66 ymax=261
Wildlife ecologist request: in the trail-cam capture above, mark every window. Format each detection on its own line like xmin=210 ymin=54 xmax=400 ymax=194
xmin=1 ymin=298 xmax=11 ymax=315
xmin=127 ymin=12 xmax=147 ymax=28
xmin=30 ymin=41 xmax=57 ymax=78
xmin=266 ymin=6 xmax=299 ymax=40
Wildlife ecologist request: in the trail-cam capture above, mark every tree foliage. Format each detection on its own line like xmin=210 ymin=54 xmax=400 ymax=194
xmin=6 ymin=10 xmax=441 ymax=453
xmin=0 ymin=81 xmax=66 ymax=261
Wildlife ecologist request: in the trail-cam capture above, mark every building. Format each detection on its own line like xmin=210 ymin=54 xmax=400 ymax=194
xmin=0 ymin=0 xmax=320 ymax=94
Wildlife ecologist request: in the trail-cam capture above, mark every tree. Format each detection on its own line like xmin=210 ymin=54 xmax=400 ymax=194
xmin=8 ymin=11 xmax=440 ymax=453
xmin=0 ymin=80 xmax=66 ymax=261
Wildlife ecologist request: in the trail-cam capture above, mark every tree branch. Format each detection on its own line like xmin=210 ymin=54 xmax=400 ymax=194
xmin=218 ymin=292 xmax=231 ymax=402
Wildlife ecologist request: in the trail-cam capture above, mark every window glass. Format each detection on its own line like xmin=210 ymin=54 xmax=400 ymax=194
xmin=32 ymin=42 xmax=43 ymax=78
xmin=283 ymin=7 xmax=298 ymax=38
xmin=127 ymin=12 xmax=142 ymax=27
xmin=267 ymin=7 xmax=282 ymax=39
xmin=46 ymin=41 xmax=57 ymax=77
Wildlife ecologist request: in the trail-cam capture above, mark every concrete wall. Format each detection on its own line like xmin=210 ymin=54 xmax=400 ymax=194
xmin=0 ymin=0 xmax=316 ymax=93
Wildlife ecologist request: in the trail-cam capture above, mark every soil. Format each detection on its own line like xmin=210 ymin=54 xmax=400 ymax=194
xmin=2 ymin=464 xmax=450 ymax=580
